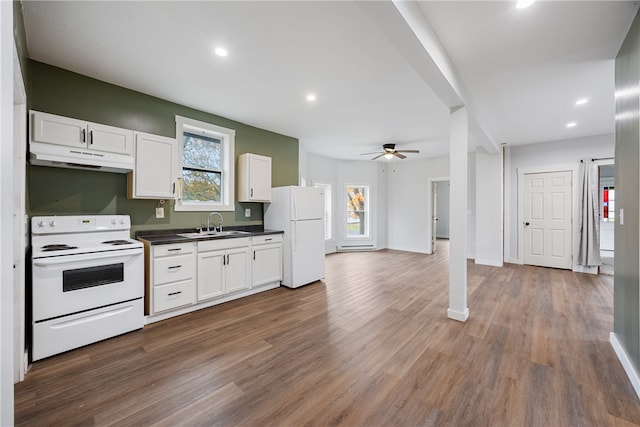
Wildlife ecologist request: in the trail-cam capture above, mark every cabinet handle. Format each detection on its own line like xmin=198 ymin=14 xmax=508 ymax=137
xmin=172 ymin=182 xmax=176 ymax=195
xmin=89 ymin=130 xmax=93 ymax=145
xmin=81 ymin=129 xmax=86 ymax=143
xmin=168 ymin=291 xmax=182 ymax=296
xmin=265 ymin=238 xmax=272 ymax=241
xmin=168 ymin=248 xmax=182 ymax=252
xmin=250 ymin=188 xmax=253 ymax=197
xmin=168 ymin=265 xmax=182 ymax=270
xmin=253 ymin=250 xmax=256 ymax=260
xmin=226 ymin=254 xmax=230 ymax=265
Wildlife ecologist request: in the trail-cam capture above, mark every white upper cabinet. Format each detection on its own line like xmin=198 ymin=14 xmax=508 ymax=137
xmin=128 ymin=132 xmax=177 ymax=199
xmin=237 ymin=153 xmax=272 ymax=202
xmin=31 ymin=111 xmax=133 ymax=155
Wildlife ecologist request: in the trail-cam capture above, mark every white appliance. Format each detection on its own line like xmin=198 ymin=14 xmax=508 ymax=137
xmin=31 ymin=215 xmax=144 ymax=361
xmin=264 ymin=186 xmax=325 ymax=288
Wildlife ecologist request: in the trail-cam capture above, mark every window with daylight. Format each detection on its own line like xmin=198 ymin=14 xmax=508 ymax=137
xmin=602 ymin=186 xmax=615 ymax=222
xmin=175 ymin=116 xmax=235 ymax=211
xmin=346 ymin=185 xmax=369 ymax=238
xmin=314 ymin=182 xmax=332 ymax=240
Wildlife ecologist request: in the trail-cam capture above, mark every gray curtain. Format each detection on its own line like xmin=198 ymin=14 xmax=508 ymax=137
xmin=577 ymin=159 xmax=601 ymax=267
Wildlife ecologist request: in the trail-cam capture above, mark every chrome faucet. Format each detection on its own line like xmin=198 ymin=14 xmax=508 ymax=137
xmin=207 ymin=212 xmax=223 ymax=233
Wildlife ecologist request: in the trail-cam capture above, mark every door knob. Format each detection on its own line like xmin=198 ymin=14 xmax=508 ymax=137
xmin=524 ymin=222 xmax=530 ymax=226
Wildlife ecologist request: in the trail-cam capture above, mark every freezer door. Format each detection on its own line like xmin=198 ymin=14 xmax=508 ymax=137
xmin=289 ymin=219 xmax=325 ymax=287
xmin=291 ymin=187 xmax=324 ymax=221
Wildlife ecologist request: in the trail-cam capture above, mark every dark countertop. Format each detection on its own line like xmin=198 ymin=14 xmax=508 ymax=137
xmin=136 ymin=226 xmax=283 ymax=245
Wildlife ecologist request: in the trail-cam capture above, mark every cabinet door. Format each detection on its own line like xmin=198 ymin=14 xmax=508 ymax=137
xmin=226 ymin=247 xmax=250 ymax=294
xmin=32 ymin=111 xmax=87 ymax=148
xmin=87 ymin=122 xmax=134 ymax=155
xmin=131 ymin=133 xmax=177 ymax=199
xmin=249 ymin=155 xmax=271 ymax=201
xmin=252 ymin=244 xmax=282 ymax=287
xmin=197 ymin=251 xmax=225 ymax=301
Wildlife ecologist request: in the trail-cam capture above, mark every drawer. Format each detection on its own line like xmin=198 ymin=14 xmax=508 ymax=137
xmin=198 ymin=237 xmax=250 ymax=252
xmin=153 ymin=242 xmax=194 ymax=258
xmin=252 ymin=234 xmax=283 ymax=245
xmin=153 ymin=279 xmax=195 ymax=313
xmin=153 ymin=254 xmax=195 ymax=285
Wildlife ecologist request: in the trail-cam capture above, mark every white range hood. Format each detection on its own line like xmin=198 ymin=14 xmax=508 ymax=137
xmin=30 ymin=141 xmax=134 ymax=173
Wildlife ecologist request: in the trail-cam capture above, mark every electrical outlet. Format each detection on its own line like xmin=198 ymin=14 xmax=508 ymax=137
xmin=245 ymin=208 xmax=251 ymax=218
xmin=156 ymin=207 xmax=165 ymax=219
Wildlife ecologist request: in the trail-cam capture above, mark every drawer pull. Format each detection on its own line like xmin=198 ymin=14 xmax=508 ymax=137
xmin=168 ymin=265 xmax=182 ymax=270
xmin=168 ymin=248 xmax=182 ymax=252
xmin=167 ymin=291 xmax=182 ymax=296
xmin=265 ymin=238 xmax=273 ymax=241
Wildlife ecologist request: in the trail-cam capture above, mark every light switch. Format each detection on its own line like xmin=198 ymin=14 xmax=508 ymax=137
xmin=245 ymin=208 xmax=251 ymax=217
xmin=156 ymin=207 xmax=165 ymax=219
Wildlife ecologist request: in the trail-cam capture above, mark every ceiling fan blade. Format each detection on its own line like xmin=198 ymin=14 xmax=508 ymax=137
xmin=361 ymin=151 xmax=383 ymax=156
xmin=396 ymin=150 xmax=420 ymax=154
xmin=393 ymin=152 xmax=407 ymax=159
xmin=371 ymin=153 xmax=386 ymax=160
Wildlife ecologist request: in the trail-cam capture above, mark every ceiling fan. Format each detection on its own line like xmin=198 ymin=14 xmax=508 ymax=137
xmin=361 ymin=143 xmax=420 ymax=160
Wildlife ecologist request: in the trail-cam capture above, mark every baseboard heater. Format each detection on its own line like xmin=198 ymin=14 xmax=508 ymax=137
xmin=338 ymin=244 xmax=375 ymax=252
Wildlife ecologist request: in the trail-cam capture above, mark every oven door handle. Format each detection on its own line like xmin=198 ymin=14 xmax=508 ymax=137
xmin=33 ymin=248 xmax=143 ymax=266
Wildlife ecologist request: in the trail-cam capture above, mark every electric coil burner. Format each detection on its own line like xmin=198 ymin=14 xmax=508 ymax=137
xmin=31 ymin=215 xmax=144 ymax=361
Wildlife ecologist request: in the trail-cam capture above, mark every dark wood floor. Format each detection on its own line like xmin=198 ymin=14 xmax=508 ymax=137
xmin=15 ymin=243 xmax=640 ymax=426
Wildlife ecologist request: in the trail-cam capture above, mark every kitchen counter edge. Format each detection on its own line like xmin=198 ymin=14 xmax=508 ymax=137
xmin=136 ymin=229 xmax=283 ymax=245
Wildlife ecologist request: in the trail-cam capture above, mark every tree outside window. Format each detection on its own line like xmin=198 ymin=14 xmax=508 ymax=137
xmin=182 ymin=132 xmax=222 ymax=203
xmin=346 ymin=185 xmax=368 ymax=237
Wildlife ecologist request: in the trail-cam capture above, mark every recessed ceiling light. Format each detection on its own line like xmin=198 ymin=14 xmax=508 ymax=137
xmin=214 ymin=47 xmax=228 ymax=57
xmin=306 ymin=94 xmax=317 ymax=102
xmin=575 ymin=98 xmax=589 ymax=106
xmin=566 ymin=122 xmax=577 ymax=128
xmin=516 ymin=0 xmax=535 ymax=9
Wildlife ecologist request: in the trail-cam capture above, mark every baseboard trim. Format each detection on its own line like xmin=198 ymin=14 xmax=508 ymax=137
xmin=610 ymin=332 xmax=640 ymax=400
xmin=447 ymin=307 xmax=469 ymax=322
xmin=504 ymin=257 xmax=521 ymax=265
xmin=475 ymin=258 xmax=503 ymax=267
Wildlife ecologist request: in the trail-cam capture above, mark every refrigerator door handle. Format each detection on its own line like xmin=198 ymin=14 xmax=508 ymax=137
xmin=292 ymin=221 xmax=297 ymax=252
xmin=293 ymin=197 xmax=298 ymax=221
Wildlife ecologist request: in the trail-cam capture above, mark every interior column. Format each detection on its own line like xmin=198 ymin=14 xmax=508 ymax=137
xmin=448 ymin=106 xmax=469 ymax=322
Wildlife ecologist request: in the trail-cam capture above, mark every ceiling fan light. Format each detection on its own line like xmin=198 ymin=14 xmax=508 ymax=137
xmin=384 ymin=153 xmax=394 ymax=160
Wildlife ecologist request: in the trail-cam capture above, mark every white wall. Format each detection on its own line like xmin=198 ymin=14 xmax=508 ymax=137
xmin=435 ymin=181 xmax=450 ymax=238
xmin=475 ymin=148 xmax=503 ymax=266
xmin=308 ymin=153 xmax=338 ymax=253
xmin=505 ymin=134 xmax=614 ymax=264
xmin=307 ymin=154 xmax=386 ymax=252
xmin=1 ymin=1 xmax=15 ymax=423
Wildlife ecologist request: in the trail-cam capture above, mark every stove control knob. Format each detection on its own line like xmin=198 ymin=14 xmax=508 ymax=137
xmin=111 ymin=219 xmax=117 ymax=225
xmin=49 ymin=220 xmax=56 ymax=227
xmin=119 ymin=218 xmax=125 ymax=225
xmin=37 ymin=220 xmax=46 ymax=228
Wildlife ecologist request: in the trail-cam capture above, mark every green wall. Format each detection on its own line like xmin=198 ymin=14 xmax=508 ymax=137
xmin=614 ymin=9 xmax=640 ymax=372
xmin=27 ymin=60 xmax=299 ymax=234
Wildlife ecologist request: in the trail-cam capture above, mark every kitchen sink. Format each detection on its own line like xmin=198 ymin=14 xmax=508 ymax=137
xmin=177 ymin=230 xmax=251 ymax=239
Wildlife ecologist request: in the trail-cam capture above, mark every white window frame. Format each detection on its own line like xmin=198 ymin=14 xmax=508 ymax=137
xmin=313 ymin=181 xmax=332 ymax=240
xmin=174 ymin=115 xmax=235 ymax=212
xmin=345 ymin=184 xmax=370 ymax=239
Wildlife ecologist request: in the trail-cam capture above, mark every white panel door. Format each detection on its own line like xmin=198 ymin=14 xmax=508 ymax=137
xmin=523 ymin=171 xmax=572 ymax=269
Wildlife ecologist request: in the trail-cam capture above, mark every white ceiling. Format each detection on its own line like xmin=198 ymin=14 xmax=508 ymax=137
xmin=21 ymin=1 xmax=638 ymax=161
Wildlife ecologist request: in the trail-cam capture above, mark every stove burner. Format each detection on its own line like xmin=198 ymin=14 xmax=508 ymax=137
xmin=102 ymin=240 xmax=133 ymax=246
xmin=41 ymin=244 xmax=78 ymax=252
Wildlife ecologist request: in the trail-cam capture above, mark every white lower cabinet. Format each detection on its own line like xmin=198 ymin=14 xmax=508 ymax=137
xmin=145 ymin=233 xmax=283 ymax=322
xmin=148 ymin=242 xmax=196 ymax=315
xmin=251 ymin=234 xmax=283 ymax=287
xmin=197 ymin=238 xmax=250 ymax=302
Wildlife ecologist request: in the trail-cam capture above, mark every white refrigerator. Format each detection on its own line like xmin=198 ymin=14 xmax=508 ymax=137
xmin=264 ymin=186 xmax=325 ymax=288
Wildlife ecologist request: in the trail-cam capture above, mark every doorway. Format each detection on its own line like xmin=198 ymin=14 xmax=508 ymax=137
xmin=599 ymin=164 xmax=615 ymax=275
xmin=430 ymin=179 xmax=450 ymax=254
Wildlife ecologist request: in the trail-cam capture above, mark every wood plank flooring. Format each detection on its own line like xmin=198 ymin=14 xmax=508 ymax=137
xmin=15 ymin=243 xmax=640 ymax=426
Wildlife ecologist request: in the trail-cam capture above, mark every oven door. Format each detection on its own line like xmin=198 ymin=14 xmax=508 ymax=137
xmin=32 ymin=248 xmax=143 ymax=321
